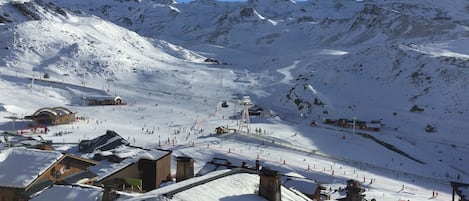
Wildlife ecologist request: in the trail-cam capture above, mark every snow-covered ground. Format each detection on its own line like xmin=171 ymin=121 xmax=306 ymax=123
xmin=0 ymin=0 xmax=468 ymax=200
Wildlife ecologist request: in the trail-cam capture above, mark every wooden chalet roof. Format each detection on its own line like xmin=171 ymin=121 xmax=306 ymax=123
xmin=0 ymin=147 xmax=98 ymax=190
xmin=0 ymin=147 xmax=62 ymax=188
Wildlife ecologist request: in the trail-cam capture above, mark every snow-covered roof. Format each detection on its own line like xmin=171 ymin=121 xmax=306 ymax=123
xmin=30 ymin=185 xmax=103 ymax=201
xmin=95 ymin=148 xmax=171 ymax=181
xmin=283 ymin=176 xmax=318 ymax=194
xmin=190 ymin=174 xmax=311 ymax=201
xmin=0 ymin=132 xmax=44 ymax=147
xmin=53 ymin=107 xmax=73 ymax=115
xmin=33 ymin=108 xmax=58 ymax=116
xmin=0 ymin=147 xmax=63 ymax=188
xmin=82 ymin=95 xmax=122 ymax=101
xmin=171 ymin=173 xmax=266 ymax=201
xmin=196 ymin=158 xmax=235 ymax=176
xmin=127 ymin=169 xmax=311 ymax=201
xmin=32 ymin=107 xmax=74 ymax=116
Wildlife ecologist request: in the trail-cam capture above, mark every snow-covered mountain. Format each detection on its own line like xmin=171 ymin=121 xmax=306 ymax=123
xmin=0 ymin=0 xmax=468 ymax=200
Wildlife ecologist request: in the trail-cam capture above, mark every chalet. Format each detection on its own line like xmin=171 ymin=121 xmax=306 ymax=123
xmin=248 ymin=106 xmax=264 ymax=116
xmin=365 ymin=122 xmax=381 ymax=132
xmin=79 ymin=130 xmax=172 ymax=193
xmin=79 ymin=130 xmax=130 ymax=154
xmin=451 ymin=181 xmax=469 ymax=201
xmin=204 ymin=57 xmax=220 ymax=64
xmin=215 ymin=126 xmax=230 ymax=134
xmin=221 ymin=101 xmax=229 ymax=108
xmin=0 ymin=148 xmax=98 ymax=201
xmin=96 ymin=149 xmax=172 ymax=193
xmin=323 ymin=118 xmax=381 ymax=132
xmin=92 ymin=145 xmax=163 ymax=164
xmin=27 ymin=107 xmax=76 ymax=125
xmin=82 ymin=95 xmax=124 ymax=106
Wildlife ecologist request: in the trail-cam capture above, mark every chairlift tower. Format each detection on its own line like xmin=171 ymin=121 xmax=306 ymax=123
xmin=106 ymin=78 xmax=114 ymax=92
xmin=238 ymin=96 xmax=253 ymax=134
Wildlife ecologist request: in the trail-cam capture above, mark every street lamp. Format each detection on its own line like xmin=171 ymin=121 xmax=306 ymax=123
xmin=352 ymin=117 xmax=356 ymax=135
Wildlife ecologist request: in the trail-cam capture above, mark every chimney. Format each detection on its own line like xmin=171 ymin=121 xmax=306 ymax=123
xmin=255 ymin=159 xmax=260 ymax=171
xmin=138 ymin=159 xmax=158 ymax=191
xmin=102 ymin=186 xmax=118 ymax=201
xmin=176 ymin=156 xmax=194 ymax=182
xmin=345 ymin=179 xmax=366 ymax=201
xmin=241 ymin=161 xmax=248 ymax=168
xmin=259 ymin=168 xmax=281 ymax=201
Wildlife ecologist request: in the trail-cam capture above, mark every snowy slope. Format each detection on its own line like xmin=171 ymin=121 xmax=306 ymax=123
xmin=0 ymin=0 xmax=468 ymax=201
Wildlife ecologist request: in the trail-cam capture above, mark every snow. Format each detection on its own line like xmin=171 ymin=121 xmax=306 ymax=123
xmin=283 ymin=177 xmax=318 ymax=195
xmin=93 ymin=147 xmax=171 ymax=181
xmin=30 ymin=185 xmax=103 ymax=201
xmin=403 ymin=39 xmax=469 ymax=59
xmin=0 ymin=148 xmax=62 ymax=188
xmin=171 ymin=173 xmax=267 ymax=201
xmin=0 ymin=0 xmax=468 ymax=200
xmin=131 ymin=169 xmax=233 ymax=200
xmin=126 ymin=170 xmax=312 ymax=201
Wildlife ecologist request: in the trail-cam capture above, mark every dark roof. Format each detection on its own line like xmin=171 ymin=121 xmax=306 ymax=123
xmin=61 ymin=170 xmax=98 ymax=185
xmin=248 ymin=107 xmax=263 ymax=112
xmin=23 ymin=179 xmax=54 ymax=197
xmin=197 ymin=163 xmax=231 ymax=176
xmin=176 ymin=156 xmax=194 ymax=162
xmin=82 ymin=95 xmax=121 ymax=101
xmin=63 ymin=154 xmax=98 ymax=165
xmin=259 ymin=167 xmax=280 ymax=177
xmin=79 ymin=130 xmax=130 ymax=153
xmin=196 ymin=158 xmax=238 ymax=176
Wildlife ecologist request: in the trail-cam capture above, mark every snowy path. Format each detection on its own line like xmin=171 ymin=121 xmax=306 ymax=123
xmin=275 ymin=60 xmax=299 ymax=85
